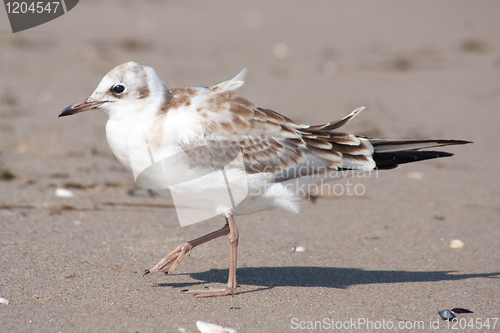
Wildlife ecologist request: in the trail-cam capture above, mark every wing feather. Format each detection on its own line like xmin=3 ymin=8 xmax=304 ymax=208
xmin=184 ymin=82 xmax=374 ymax=180
xmin=157 ymin=72 xmax=470 ymax=182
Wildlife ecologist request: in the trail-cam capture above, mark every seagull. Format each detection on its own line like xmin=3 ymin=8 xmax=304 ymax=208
xmin=59 ymin=62 xmax=471 ymax=297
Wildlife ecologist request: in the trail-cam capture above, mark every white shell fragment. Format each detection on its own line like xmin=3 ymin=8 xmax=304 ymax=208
xmin=55 ymin=188 xmax=74 ymax=198
xmin=450 ymin=239 xmax=464 ymax=248
xmin=0 ymin=297 xmax=9 ymax=305
xmin=291 ymin=246 xmax=306 ymax=252
xmin=196 ymin=320 xmax=236 ymax=333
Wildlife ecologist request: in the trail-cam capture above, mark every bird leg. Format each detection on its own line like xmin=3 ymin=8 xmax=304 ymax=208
xmin=185 ymin=214 xmax=239 ymax=297
xmin=145 ymin=220 xmax=230 ymax=275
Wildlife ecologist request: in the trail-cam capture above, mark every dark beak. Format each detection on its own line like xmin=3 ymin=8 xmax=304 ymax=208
xmin=58 ymin=99 xmax=106 ymax=117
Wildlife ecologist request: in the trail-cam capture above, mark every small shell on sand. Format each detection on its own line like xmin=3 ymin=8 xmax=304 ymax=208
xmin=196 ymin=321 xmax=236 ymax=333
xmin=449 ymin=239 xmax=464 ymax=248
xmin=291 ymin=246 xmax=306 ymax=252
xmin=55 ymin=188 xmax=74 ymax=198
xmin=0 ymin=297 xmax=9 ymax=305
xmin=438 ymin=309 xmax=456 ymax=320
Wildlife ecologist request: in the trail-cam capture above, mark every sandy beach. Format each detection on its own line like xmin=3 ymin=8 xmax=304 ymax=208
xmin=1 ymin=1 xmax=499 ymax=332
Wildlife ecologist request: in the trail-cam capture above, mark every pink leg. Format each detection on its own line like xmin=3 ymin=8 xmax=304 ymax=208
xmin=145 ymin=221 xmax=230 ymax=275
xmin=185 ymin=214 xmax=239 ymax=297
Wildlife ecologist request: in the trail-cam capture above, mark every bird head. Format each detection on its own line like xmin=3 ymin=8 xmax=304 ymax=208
xmin=59 ymin=61 xmax=166 ymax=119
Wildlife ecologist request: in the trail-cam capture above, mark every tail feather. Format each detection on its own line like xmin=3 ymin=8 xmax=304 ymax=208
xmin=368 ymin=139 xmax=471 ymax=169
xmin=370 ymin=139 xmax=471 ymax=153
xmin=373 ymin=151 xmax=453 ymax=170
xmin=302 ymin=106 xmax=471 ymax=172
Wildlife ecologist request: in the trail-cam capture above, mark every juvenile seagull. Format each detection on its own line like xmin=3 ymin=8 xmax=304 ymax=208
xmin=59 ymin=62 xmax=470 ymax=297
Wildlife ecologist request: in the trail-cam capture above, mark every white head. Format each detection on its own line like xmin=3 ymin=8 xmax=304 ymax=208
xmin=59 ymin=62 xmax=167 ymax=119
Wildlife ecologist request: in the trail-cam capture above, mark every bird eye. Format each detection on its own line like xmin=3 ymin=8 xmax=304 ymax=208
xmin=112 ymin=85 xmax=125 ymax=94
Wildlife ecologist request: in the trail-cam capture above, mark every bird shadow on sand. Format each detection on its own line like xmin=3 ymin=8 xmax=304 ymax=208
xmin=155 ymin=267 xmax=499 ymax=294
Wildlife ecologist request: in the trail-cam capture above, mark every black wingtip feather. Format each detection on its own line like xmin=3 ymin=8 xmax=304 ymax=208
xmin=373 ymin=150 xmax=454 ymax=169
